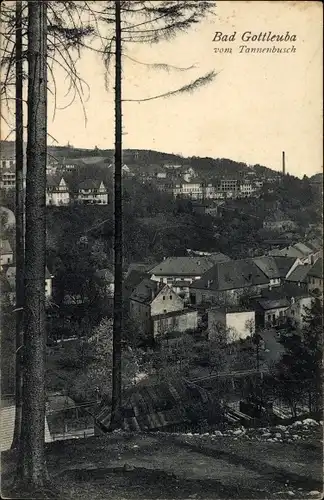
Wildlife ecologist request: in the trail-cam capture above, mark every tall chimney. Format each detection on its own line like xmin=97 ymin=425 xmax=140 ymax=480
xmin=282 ymin=151 xmax=286 ymax=176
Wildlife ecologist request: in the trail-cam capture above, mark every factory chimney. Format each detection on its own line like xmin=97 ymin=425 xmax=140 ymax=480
xmin=282 ymin=151 xmax=286 ymax=176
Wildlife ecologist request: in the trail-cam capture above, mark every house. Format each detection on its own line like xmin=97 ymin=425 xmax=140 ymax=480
xmin=253 ymin=256 xmax=301 ymax=288
xmin=0 ymin=239 xmax=13 ymax=268
xmin=285 ymin=263 xmax=312 ymax=288
xmin=0 ymin=169 xmax=16 ymax=190
xmin=149 ymin=254 xmax=230 ymax=300
xmin=95 ymin=379 xmax=224 ymax=433
xmin=46 ymin=175 xmax=70 ymax=206
xmin=239 ymin=180 xmax=255 ymax=198
xmin=286 ymin=295 xmax=314 ymax=328
xmin=76 ymin=180 xmax=108 ymax=205
xmin=307 ymin=258 xmax=323 ymax=297
xmin=129 ymin=278 xmax=197 ymax=338
xmin=189 ymin=259 xmax=269 ymax=307
xmin=269 ymin=242 xmax=320 ymax=265
xmin=257 ymin=283 xmax=314 ymax=328
xmin=5 ymin=265 xmax=53 ymax=298
xmin=255 ymin=298 xmax=290 ymax=328
xmin=172 ymin=181 xmax=204 ymax=200
xmin=208 ymin=307 xmax=255 ymax=341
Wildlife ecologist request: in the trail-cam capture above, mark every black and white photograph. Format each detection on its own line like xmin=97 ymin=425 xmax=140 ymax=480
xmin=0 ymin=1 xmax=323 ymax=498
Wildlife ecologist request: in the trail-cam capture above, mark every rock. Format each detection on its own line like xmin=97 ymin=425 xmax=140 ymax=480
xmin=287 ymin=491 xmax=295 ymax=496
xmin=214 ymin=430 xmax=223 ymax=436
xmin=291 ymin=420 xmax=302 ymax=427
xmin=274 ymin=433 xmax=282 ymax=438
xmin=307 ymin=491 xmax=322 ymax=496
xmin=233 ymin=429 xmax=243 ymax=436
xmin=132 ymin=445 xmax=139 ymax=449
xmin=276 ymin=425 xmax=287 ymax=431
xmin=261 ymin=432 xmax=271 ymax=438
xmin=267 ymin=438 xmax=274 ymax=442
xmin=186 ymin=433 xmax=193 ymax=437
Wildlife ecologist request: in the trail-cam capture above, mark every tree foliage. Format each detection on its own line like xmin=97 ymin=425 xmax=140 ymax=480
xmin=274 ymin=298 xmax=323 ymax=416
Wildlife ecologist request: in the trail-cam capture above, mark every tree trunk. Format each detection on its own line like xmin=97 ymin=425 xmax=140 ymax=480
xmin=11 ymin=0 xmax=24 ymax=450
xmin=110 ymin=0 xmax=123 ymax=430
xmin=17 ymin=0 xmax=48 ymax=487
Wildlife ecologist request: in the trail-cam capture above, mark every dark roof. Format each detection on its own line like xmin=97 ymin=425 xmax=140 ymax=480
xmin=257 ymin=298 xmax=290 ymax=311
xmin=126 ymin=262 xmax=158 ymax=276
xmin=124 ymin=270 xmax=149 ymax=300
xmin=46 ymin=174 xmax=66 ymax=188
xmin=130 ymin=278 xmax=160 ymax=304
xmin=190 ymin=259 xmax=269 ymax=291
xmin=78 ymin=179 xmax=106 ymax=190
xmin=150 ymin=254 xmax=230 ymax=277
xmin=286 ymin=264 xmax=312 ymax=283
xmin=308 ymin=258 xmax=323 ymax=279
xmin=95 ymin=378 xmax=223 ymax=432
xmin=253 ymin=256 xmax=297 ymax=279
xmin=261 ymin=283 xmax=310 ymax=300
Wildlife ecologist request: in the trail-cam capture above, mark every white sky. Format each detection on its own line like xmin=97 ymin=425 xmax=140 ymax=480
xmin=2 ymin=1 xmax=323 ymax=177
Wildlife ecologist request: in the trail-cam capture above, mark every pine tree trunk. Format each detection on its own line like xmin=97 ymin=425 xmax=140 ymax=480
xmin=17 ymin=0 xmax=48 ymax=487
xmin=11 ymin=0 xmax=24 ymax=451
xmin=110 ymin=0 xmax=123 ymax=430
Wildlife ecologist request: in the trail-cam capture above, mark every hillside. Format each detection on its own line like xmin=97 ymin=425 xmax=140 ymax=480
xmin=2 ymin=423 xmax=322 ymax=499
xmin=1 ymin=140 xmax=280 ymax=179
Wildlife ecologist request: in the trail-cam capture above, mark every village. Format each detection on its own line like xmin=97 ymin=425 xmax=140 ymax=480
xmin=1 ymin=141 xmax=323 ymax=450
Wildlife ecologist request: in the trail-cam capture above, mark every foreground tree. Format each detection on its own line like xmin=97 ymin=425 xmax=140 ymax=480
xmin=275 ymin=298 xmax=323 ymax=417
xmin=17 ymin=0 xmax=48 ymax=490
xmin=11 ymin=0 xmax=24 ymax=451
xmin=100 ymin=0 xmax=217 ymax=429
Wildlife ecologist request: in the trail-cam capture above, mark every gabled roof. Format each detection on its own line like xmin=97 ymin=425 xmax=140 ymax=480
xmin=253 ymin=256 xmax=297 ymax=279
xmin=257 ymin=298 xmax=290 ymax=311
xmin=46 ymin=174 xmax=67 ymax=189
xmin=130 ymin=278 xmax=163 ymax=304
xmin=286 ymin=264 xmax=312 ymax=283
xmin=78 ymin=179 xmax=106 ymax=190
xmin=149 ymin=254 xmax=230 ymax=277
xmin=95 ymin=378 xmax=223 ymax=432
xmin=0 ymin=239 xmax=12 ymax=254
xmin=308 ymin=258 xmax=323 ymax=279
xmin=269 ymin=242 xmax=318 ymax=260
xmin=190 ymin=259 xmax=269 ymax=291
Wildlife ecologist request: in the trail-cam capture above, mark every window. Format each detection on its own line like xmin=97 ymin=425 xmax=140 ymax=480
xmin=163 ymin=296 xmax=165 ymax=300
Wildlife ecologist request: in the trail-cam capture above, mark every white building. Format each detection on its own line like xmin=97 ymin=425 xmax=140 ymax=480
xmin=0 ymin=239 xmax=13 ymax=268
xmin=0 ymin=170 xmax=16 ymax=190
xmin=208 ymin=308 xmax=256 ymax=341
xmin=76 ymin=180 xmax=109 ymax=205
xmin=46 ymin=176 xmax=70 ymax=206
